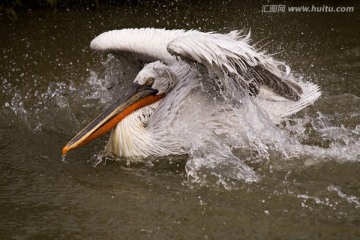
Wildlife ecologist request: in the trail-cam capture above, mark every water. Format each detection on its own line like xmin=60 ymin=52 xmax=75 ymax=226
xmin=1 ymin=1 xmax=360 ymax=239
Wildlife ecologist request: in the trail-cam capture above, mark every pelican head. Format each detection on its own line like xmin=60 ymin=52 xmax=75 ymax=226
xmin=62 ymin=61 xmax=177 ymax=156
xmin=135 ymin=61 xmax=178 ymax=94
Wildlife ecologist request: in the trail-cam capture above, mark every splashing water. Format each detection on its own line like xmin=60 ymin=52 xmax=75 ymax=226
xmin=328 ymin=185 xmax=360 ymax=209
xmin=3 ymin=55 xmax=359 ymax=187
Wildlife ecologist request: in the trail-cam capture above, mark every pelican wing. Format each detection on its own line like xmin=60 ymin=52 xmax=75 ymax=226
xmin=90 ymin=28 xmax=302 ymax=100
xmin=166 ymin=31 xmax=302 ymax=100
xmin=90 ymin=28 xmax=194 ymax=64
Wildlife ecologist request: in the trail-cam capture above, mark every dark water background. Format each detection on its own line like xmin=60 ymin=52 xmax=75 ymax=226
xmin=0 ymin=1 xmax=359 ymax=239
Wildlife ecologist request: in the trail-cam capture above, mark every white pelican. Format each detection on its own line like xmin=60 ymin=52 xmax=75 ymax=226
xmin=62 ymin=28 xmax=321 ymax=180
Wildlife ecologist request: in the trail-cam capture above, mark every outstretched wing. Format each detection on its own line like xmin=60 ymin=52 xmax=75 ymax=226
xmin=90 ymin=28 xmax=302 ymax=100
xmin=90 ymin=28 xmax=194 ymax=64
xmin=166 ymin=30 xmax=302 ymax=101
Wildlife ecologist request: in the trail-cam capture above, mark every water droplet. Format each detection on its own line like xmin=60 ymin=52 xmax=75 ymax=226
xmin=5 ymin=102 xmax=9 ymax=107
xmin=62 ymin=154 xmax=67 ymax=163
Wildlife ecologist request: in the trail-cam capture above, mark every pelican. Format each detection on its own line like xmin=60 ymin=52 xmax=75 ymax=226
xmin=62 ymin=28 xmax=321 ymax=180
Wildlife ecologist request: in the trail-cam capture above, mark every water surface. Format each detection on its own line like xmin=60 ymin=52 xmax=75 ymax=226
xmin=0 ymin=1 xmax=359 ymax=239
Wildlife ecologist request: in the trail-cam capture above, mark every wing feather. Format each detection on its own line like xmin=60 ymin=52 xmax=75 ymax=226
xmin=91 ymin=28 xmax=193 ymax=64
xmin=167 ymin=31 xmax=302 ymax=101
xmin=90 ymin=28 xmax=303 ymax=101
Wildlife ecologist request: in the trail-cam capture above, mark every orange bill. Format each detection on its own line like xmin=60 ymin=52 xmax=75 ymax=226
xmin=62 ymin=84 xmax=165 ymax=156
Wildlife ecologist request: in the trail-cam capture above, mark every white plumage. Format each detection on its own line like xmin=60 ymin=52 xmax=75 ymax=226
xmin=77 ymin=28 xmax=321 ymax=179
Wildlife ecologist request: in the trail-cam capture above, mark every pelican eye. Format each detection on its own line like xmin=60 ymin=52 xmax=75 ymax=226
xmin=145 ymin=78 xmax=154 ymax=86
